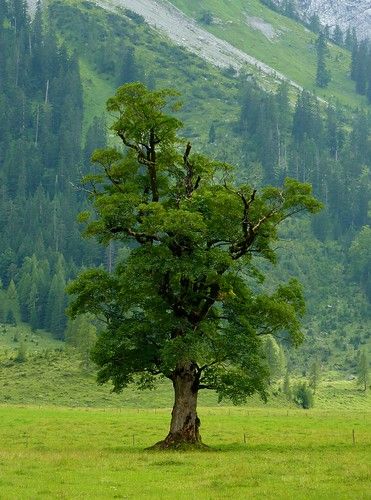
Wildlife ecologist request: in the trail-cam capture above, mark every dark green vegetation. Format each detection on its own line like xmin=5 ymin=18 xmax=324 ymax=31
xmin=316 ymin=31 xmax=331 ymax=88
xmin=0 ymin=0 xmax=369 ymax=416
xmin=350 ymin=39 xmax=371 ymax=103
xmin=0 ymin=405 xmax=369 ymax=498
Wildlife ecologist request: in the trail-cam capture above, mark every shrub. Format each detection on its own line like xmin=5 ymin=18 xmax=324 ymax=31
xmin=293 ymin=382 xmax=314 ymax=409
xmin=199 ymin=10 xmax=213 ymax=25
xmin=124 ymin=9 xmax=145 ymax=24
xmin=15 ymin=342 xmax=27 ymax=363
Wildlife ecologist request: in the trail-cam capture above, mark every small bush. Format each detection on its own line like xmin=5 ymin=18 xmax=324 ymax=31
xmin=199 ymin=10 xmax=213 ymax=25
xmin=15 ymin=342 xmax=27 ymax=363
xmin=124 ymin=9 xmax=145 ymax=24
xmin=293 ymin=382 xmax=314 ymax=409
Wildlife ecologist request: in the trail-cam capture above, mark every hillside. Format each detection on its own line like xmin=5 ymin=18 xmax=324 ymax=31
xmin=0 ymin=324 xmax=369 ymax=410
xmin=0 ymin=0 xmax=369 ymax=397
xmin=84 ymin=0 xmax=369 ymax=108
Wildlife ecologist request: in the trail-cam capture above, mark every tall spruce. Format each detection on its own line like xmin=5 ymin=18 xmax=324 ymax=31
xmin=316 ymin=31 xmax=331 ymax=88
xmin=357 ymin=350 xmax=369 ymax=392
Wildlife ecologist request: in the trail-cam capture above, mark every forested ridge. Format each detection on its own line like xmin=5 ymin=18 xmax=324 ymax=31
xmin=0 ymin=0 xmax=369 ymax=379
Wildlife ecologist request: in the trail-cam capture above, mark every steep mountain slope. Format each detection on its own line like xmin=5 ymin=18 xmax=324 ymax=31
xmin=27 ymin=0 xmax=367 ymax=107
xmin=99 ymin=0 xmax=365 ymax=107
xmin=7 ymin=0 xmax=370 ymax=378
xmin=94 ymin=0 xmax=301 ymax=89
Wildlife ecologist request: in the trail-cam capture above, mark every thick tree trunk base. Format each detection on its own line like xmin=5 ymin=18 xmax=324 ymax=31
xmin=148 ymin=362 xmax=210 ymax=450
xmin=147 ymin=437 xmax=209 ymax=451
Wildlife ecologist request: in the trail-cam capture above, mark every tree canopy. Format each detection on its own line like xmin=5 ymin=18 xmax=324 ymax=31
xmin=68 ymin=83 xmax=322 ymax=447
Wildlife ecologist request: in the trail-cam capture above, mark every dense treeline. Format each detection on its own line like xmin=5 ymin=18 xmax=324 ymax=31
xmin=236 ymin=78 xmax=370 ymax=301
xmin=0 ymin=0 xmax=105 ymax=337
xmin=351 ymin=39 xmax=371 ymax=103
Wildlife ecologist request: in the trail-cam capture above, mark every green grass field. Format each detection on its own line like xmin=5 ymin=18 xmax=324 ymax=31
xmin=0 ymin=405 xmax=369 ymax=498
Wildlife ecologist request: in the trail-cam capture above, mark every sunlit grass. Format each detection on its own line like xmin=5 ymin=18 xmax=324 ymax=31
xmin=0 ymin=405 xmax=369 ymax=498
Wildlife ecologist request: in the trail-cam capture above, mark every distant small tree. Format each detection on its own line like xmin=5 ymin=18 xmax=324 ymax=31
xmin=283 ymin=369 xmax=292 ymax=400
xmin=264 ymin=335 xmax=285 ymax=382
xmin=199 ymin=10 xmax=213 ymax=25
xmin=294 ymin=382 xmax=314 ymax=409
xmin=357 ymin=350 xmax=369 ymax=392
xmin=117 ymin=46 xmax=142 ymax=87
xmin=316 ymin=32 xmax=331 ymax=88
xmin=332 ymin=25 xmax=343 ymax=46
xmin=65 ymin=314 xmax=97 ymax=369
xmin=208 ymin=123 xmax=216 ymax=143
xmin=15 ymin=341 xmax=27 ymax=363
xmin=283 ymin=0 xmax=297 ymax=19
xmin=309 ymin=14 xmax=321 ymax=34
xmin=308 ymin=359 xmax=321 ymax=393
xmin=6 ymin=310 xmax=17 ymax=326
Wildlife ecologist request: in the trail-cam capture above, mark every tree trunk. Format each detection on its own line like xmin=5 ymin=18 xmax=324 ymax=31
xmin=152 ymin=362 xmax=204 ymax=449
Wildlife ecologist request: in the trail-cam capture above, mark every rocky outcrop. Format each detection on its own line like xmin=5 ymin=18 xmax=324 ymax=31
xmin=274 ymin=0 xmax=371 ymax=40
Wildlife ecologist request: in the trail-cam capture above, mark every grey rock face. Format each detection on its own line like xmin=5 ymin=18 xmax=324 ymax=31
xmin=274 ymin=0 xmax=371 ymax=40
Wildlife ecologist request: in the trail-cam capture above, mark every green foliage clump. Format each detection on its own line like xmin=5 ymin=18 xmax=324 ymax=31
xmin=293 ymin=382 xmax=314 ymax=409
xmin=357 ymin=350 xmax=369 ymax=392
xmin=199 ymin=10 xmax=213 ymax=25
xmin=14 ymin=341 xmax=27 ymax=363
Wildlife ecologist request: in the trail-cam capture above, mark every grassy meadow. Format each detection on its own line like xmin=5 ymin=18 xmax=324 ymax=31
xmin=0 ymin=325 xmax=370 ymax=498
xmin=0 ymin=405 xmax=369 ymax=498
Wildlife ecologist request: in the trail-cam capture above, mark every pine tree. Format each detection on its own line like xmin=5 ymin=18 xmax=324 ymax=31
xmin=355 ymin=41 xmax=368 ymax=95
xmin=83 ymin=116 xmax=107 ymax=167
xmin=6 ymin=279 xmax=20 ymax=324
xmin=15 ymin=340 xmax=27 ymax=362
xmin=208 ymin=123 xmax=216 ymax=143
xmin=65 ymin=315 xmax=97 ymax=369
xmin=283 ymin=369 xmax=292 ymax=400
xmin=309 ymin=14 xmax=321 ymax=34
xmin=332 ymin=25 xmax=343 ymax=46
xmin=45 ymin=271 xmax=67 ymax=338
xmin=316 ymin=32 xmax=331 ymax=88
xmin=308 ymin=360 xmax=321 ymax=393
xmin=357 ymin=350 xmax=369 ymax=392
xmin=116 ymin=46 xmax=141 ymax=86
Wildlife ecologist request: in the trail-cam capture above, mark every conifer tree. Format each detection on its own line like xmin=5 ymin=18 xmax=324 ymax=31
xmin=117 ymin=46 xmax=141 ymax=86
xmin=332 ymin=25 xmax=343 ymax=46
xmin=355 ymin=41 xmax=368 ymax=95
xmin=6 ymin=279 xmax=20 ymax=324
xmin=208 ymin=123 xmax=216 ymax=144
xmin=308 ymin=359 xmax=321 ymax=393
xmin=283 ymin=369 xmax=292 ymax=400
xmin=357 ymin=350 xmax=369 ymax=392
xmin=316 ymin=32 xmax=331 ymax=88
xmin=46 ymin=271 xmax=67 ymax=338
xmin=309 ymin=14 xmax=321 ymax=34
